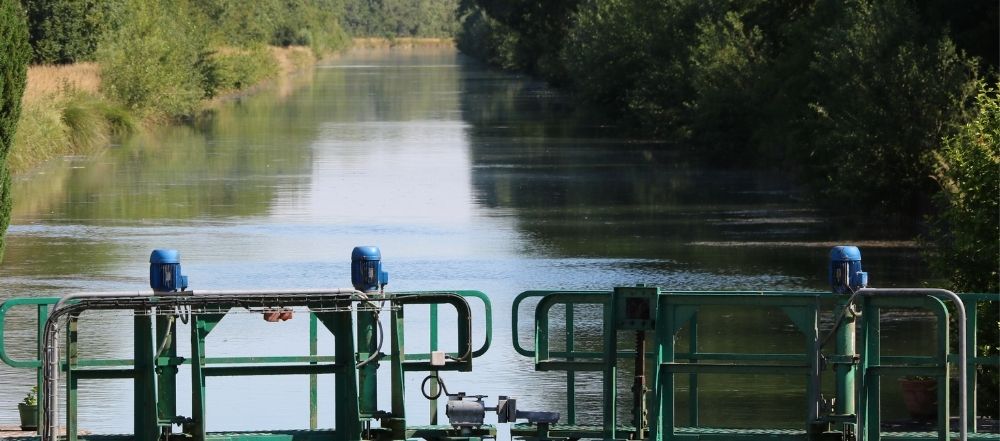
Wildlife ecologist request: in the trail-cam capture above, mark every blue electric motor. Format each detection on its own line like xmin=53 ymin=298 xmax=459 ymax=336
xmin=829 ymin=246 xmax=868 ymax=294
xmin=150 ymin=249 xmax=188 ymax=293
xmin=351 ymin=246 xmax=389 ymax=293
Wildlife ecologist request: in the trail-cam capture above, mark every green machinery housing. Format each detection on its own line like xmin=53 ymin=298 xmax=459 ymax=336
xmin=0 ymin=246 xmax=997 ymax=441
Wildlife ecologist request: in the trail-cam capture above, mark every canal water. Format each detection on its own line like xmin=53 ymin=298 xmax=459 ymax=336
xmin=0 ymin=47 xmax=936 ymax=432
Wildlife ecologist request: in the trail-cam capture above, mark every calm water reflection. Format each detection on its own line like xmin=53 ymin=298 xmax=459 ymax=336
xmin=0 ymin=47 xmax=934 ymax=432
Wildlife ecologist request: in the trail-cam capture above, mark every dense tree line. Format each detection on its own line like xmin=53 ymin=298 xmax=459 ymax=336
xmin=22 ymin=0 xmax=464 ymax=67
xmin=343 ymin=0 xmax=459 ymax=38
xmin=20 ymin=0 xmax=349 ymax=119
xmin=457 ymin=0 xmax=995 ymax=215
xmin=23 ymin=0 xmax=350 ymax=65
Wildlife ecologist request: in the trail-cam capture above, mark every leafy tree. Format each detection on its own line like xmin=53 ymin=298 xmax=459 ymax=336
xmin=790 ymin=0 xmax=979 ymax=214
xmin=0 ymin=0 xmax=30 ymax=261
xmin=97 ymin=0 xmax=207 ymax=119
xmin=458 ymin=0 xmax=582 ymax=80
xmin=24 ymin=0 xmax=103 ymax=64
xmin=455 ymin=4 xmax=522 ymax=69
xmin=924 ymin=82 xmax=999 ymax=417
xmin=343 ymin=0 xmax=459 ymax=38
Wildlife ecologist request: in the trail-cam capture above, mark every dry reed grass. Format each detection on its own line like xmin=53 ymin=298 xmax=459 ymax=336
xmin=11 ymin=45 xmax=321 ymax=174
xmin=23 ymin=62 xmax=101 ymax=102
xmin=270 ymin=46 xmax=316 ymax=75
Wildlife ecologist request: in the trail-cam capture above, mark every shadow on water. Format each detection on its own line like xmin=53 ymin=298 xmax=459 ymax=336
xmin=456 ymin=54 xmax=931 ymax=290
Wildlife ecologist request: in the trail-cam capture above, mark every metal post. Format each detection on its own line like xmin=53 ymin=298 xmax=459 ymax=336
xmin=603 ymin=300 xmax=618 ymax=440
xmin=688 ymin=313 xmax=698 ymax=427
xmin=66 ymin=314 xmax=79 ymax=441
xmin=965 ymin=301 xmax=977 ymax=433
xmin=190 ymin=316 xmax=208 ymax=441
xmin=632 ymin=330 xmax=647 ymax=440
xmin=834 ymin=302 xmax=856 ymax=423
xmin=388 ymin=307 xmax=406 ymax=439
xmin=860 ymin=298 xmax=881 ymax=441
xmin=134 ymin=310 xmax=158 ymax=441
xmin=310 ymin=312 xmax=318 ymax=429
xmin=35 ymin=304 xmax=49 ymax=436
xmin=566 ymin=303 xmax=576 ymax=425
xmin=332 ymin=311 xmax=362 ymax=441
xmin=357 ymin=309 xmax=378 ymax=419
xmin=656 ymin=295 xmax=678 ymax=441
xmin=429 ymin=303 xmax=439 ymax=424
xmin=156 ymin=312 xmax=177 ymax=434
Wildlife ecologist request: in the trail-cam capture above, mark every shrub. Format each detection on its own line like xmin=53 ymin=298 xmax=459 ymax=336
xmin=199 ymin=46 xmax=279 ymax=98
xmin=0 ymin=0 xmax=30 ymax=262
xmin=9 ymin=87 xmax=134 ymax=173
xmin=97 ymin=0 xmax=206 ymax=120
xmin=924 ymin=82 xmax=999 ymax=417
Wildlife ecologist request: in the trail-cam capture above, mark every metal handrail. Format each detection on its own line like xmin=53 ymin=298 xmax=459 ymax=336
xmin=40 ymin=289 xmax=364 ymax=441
xmin=0 ymin=297 xmax=59 ymax=368
xmin=856 ymin=288 xmax=968 ymax=441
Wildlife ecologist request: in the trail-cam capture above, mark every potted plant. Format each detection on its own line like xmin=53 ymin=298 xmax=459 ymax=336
xmin=18 ymin=385 xmax=38 ymax=431
xmin=898 ymin=376 xmax=937 ymax=421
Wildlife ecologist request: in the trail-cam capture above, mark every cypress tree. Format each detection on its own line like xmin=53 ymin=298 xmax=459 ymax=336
xmin=0 ymin=0 xmax=30 ymax=262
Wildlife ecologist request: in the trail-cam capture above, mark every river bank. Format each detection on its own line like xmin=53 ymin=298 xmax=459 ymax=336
xmin=9 ymin=37 xmax=455 ymax=176
xmin=8 ymin=46 xmax=318 ymax=175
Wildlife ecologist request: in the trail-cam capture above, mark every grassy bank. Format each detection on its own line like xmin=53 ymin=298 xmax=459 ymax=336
xmin=10 ymin=37 xmax=458 ymax=175
xmin=9 ymin=46 xmax=317 ymax=175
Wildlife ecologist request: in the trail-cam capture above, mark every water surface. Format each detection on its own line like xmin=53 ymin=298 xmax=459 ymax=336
xmin=0 ymin=47 xmax=934 ymax=432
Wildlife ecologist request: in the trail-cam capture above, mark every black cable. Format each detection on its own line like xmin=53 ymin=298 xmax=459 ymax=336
xmin=420 ymin=372 xmax=451 ymax=400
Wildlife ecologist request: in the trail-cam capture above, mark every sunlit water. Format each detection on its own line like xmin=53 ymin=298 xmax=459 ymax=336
xmin=0 ymin=47 xmax=936 ymax=433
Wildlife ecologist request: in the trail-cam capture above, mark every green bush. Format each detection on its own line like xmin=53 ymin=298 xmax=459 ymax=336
xmin=455 ymin=6 xmax=522 ymax=70
xmin=97 ymin=0 xmax=207 ymax=120
xmin=0 ymin=0 xmax=30 ymax=262
xmin=199 ymin=46 xmax=279 ymax=98
xmin=924 ymin=82 xmax=999 ymax=417
xmin=788 ymin=0 xmax=979 ymax=214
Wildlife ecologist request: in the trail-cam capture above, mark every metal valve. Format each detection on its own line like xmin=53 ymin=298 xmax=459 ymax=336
xmin=444 ymin=392 xmax=559 ymax=428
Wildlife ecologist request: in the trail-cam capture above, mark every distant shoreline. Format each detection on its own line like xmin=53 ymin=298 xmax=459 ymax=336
xmin=351 ymin=37 xmax=455 ymax=49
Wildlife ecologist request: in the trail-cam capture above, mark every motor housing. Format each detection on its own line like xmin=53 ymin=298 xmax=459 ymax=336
xmin=829 ymin=246 xmax=868 ymax=294
xmin=149 ymin=249 xmax=188 ymax=293
xmin=351 ymin=246 xmax=389 ymax=293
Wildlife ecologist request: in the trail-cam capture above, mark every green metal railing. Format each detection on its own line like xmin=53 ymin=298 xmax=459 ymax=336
xmin=512 ymin=287 xmax=999 ymax=441
xmin=0 ymin=290 xmax=493 ymax=441
xmin=0 ymin=296 xmax=60 ymax=424
xmin=857 ymin=291 xmax=998 ymax=441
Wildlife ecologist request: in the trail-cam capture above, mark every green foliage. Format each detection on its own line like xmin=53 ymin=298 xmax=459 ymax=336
xmin=455 ymin=6 xmax=522 ymax=70
xmin=923 ymin=82 xmax=999 ymax=417
xmin=190 ymin=0 xmax=348 ymax=56
xmin=97 ymin=0 xmax=207 ymax=119
xmin=790 ymin=0 xmax=979 ymax=214
xmin=457 ymin=0 xmax=582 ymax=79
xmin=199 ymin=47 xmax=280 ymax=98
xmin=687 ymin=11 xmax=767 ymax=157
xmin=344 ymin=0 xmax=460 ymax=38
xmin=24 ymin=0 xmax=104 ymax=64
xmin=926 ymin=82 xmax=999 ymax=293
xmin=22 ymin=385 xmax=37 ymax=406
xmin=9 ymin=87 xmax=135 ymax=173
xmin=460 ymin=0 xmax=985 ymax=215
xmin=0 ymin=0 xmax=30 ymax=262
